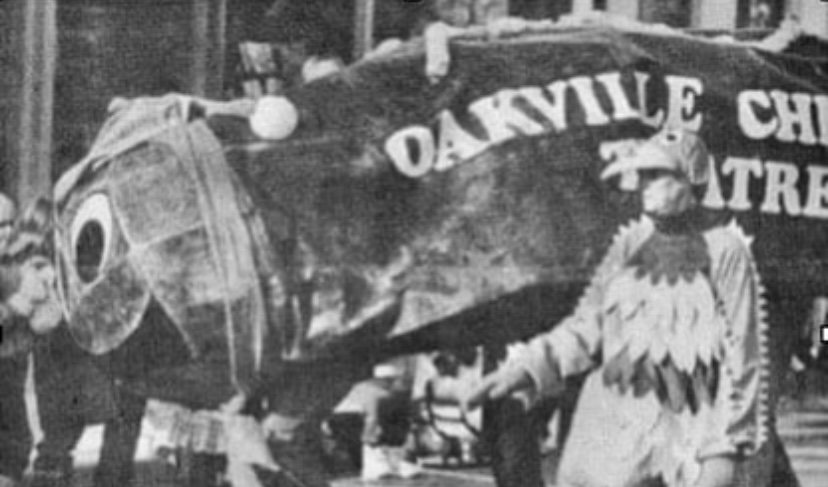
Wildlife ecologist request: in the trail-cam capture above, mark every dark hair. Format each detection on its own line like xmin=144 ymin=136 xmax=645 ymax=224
xmin=17 ymin=197 xmax=54 ymax=236
xmin=0 ymin=230 xmax=52 ymax=266
xmin=0 ymin=228 xmax=53 ymax=301
xmin=9 ymin=197 xmax=55 ymax=263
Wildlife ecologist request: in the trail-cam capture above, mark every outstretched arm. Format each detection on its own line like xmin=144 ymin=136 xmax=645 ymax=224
xmin=462 ymin=363 xmax=535 ymax=410
xmin=464 ymin=218 xmax=653 ymax=410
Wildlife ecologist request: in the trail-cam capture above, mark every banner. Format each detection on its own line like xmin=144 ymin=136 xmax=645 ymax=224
xmin=55 ymin=23 xmax=828 ymax=404
xmin=219 ymin=25 xmax=828 ymax=351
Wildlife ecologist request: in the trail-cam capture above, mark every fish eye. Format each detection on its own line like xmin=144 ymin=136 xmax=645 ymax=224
xmin=70 ymin=193 xmax=113 ymax=284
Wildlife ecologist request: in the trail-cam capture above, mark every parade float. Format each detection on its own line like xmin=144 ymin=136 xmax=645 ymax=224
xmin=52 ymin=15 xmax=828 ymax=486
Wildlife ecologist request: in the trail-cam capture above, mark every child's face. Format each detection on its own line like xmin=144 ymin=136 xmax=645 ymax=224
xmin=18 ymin=255 xmax=55 ymax=304
xmin=12 ymin=254 xmax=62 ymax=333
xmin=8 ymin=254 xmax=56 ymax=317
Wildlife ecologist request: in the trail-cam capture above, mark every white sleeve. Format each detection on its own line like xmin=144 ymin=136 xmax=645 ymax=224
xmin=514 ymin=219 xmax=652 ymax=398
xmin=699 ymin=231 xmax=769 ymax=459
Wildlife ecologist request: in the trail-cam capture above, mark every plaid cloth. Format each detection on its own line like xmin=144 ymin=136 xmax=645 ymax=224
xmin=146 ymin=400 xmax=228 ymax=454
xmin=145 ymin=400 xmax=281 ymax=487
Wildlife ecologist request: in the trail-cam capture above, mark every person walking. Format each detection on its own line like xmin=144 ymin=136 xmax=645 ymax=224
xmin=465 ymin=128 xmax=772 ymax=487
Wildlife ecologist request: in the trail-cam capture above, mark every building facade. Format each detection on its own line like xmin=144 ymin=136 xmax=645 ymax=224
xmin=596 ymin=0 xmax=827 ymax=35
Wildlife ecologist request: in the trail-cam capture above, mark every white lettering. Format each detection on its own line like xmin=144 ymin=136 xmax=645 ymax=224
xmin=664 ymin=75 xmax=703 ymax=131
xmin=468 ymin=89 xmax=545 ymax=144
xmin=386 ymin=72 xmax=711 ymax=179
xmin=595 ymin=72 xmax=638 ymax=121
xmin=633 ymin=71 xmax=665 ymax=128
xmin=804 ymin=165 xmax=828 ymax=218
xmin=815 ymin=95 xmax=828 ymax=147
xmin=702 ymin=157 xmax=726 ymax=209
xmin=760 ymin=161 xmax=802 ymax=215
xmin=520 ymin=83 xmax=568 ymax=131
xmin=569 ymin=76 xmax=611 ymax=126
xmin=434 ymin=110 xmax=488 ymax=171
xmin=723 ymin=157 xmax=763 ymax=211
xmin=770 ymin=91 xmax=818 ymax=145
xmin=386 ymin=126 xmax=435 ymax=178
xmin=738 ymin=90 xmax=777 ymax=140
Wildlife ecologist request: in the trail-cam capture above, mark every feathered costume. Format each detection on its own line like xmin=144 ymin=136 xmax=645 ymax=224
xmin=512 ymin=214 xmax=769 ymax=487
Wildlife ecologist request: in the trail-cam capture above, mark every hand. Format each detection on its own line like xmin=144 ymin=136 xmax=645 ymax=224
xmin=28 ymin=295 xmax=63 ymax=334
xmin=461 ymin=366 xmax=533 ymax=412
xmin=6 ymin=292 xmax=34 ymax=318
xmin=219 ymin=393 xmax=248 ymax=414
xmin=6 ymin=255 xmax=56 ymax=319
xmin=695 ymin=456 xmax=737 ymax=487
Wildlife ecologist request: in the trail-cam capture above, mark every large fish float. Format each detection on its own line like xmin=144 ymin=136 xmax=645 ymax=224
xmin=53 ymin=17 xmax=828 ymax=486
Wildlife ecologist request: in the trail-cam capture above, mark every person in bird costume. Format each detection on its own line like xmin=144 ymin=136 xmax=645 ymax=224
xmin=464 ymin=128 xmax=771 ymax=487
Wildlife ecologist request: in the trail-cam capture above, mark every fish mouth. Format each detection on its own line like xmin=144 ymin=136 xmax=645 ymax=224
xmin=290 ymin=289 xmax=407 ymax=362
xmin=101 ymin=296 xmax=239 ymax=409
xmin=110 ymin=287 xmax=405 ymax=410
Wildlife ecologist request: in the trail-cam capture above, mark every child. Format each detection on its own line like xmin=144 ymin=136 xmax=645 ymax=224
xmin=0 ymin=220 xmax=59 ymax=487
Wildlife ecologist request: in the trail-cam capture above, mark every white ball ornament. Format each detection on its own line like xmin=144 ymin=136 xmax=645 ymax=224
xmin=249 ymin=96 xmax=299 ymax=140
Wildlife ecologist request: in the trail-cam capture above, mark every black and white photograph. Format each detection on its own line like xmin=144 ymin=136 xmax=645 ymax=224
xmin=1 ymin=1 xmax=827 ymax=486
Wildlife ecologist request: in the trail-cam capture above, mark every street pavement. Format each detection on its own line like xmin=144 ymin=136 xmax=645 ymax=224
xmin=777 ymin=406 xmax=828 ymax=487
xmin=60 ymin=404 xmax=828 ymax=487
xmin=329 ymin=406 xmax=828 ymax=487
xmin=30 ymin=391 xmax=828 ymax=486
